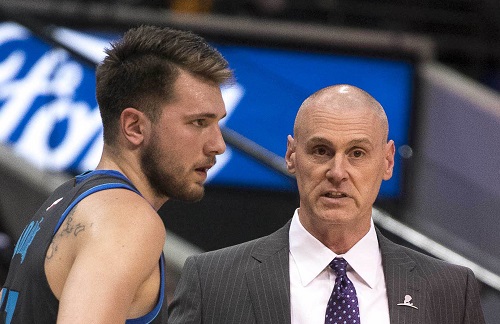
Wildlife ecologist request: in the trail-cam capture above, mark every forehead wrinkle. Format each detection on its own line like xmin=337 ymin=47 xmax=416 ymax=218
xmin=296 ymin=109 xmax=388 ymax=146
xmin=300 ymin=105 xmax=377 ymax=134
xmin=306 ymin=134 xmax=375 ymax=151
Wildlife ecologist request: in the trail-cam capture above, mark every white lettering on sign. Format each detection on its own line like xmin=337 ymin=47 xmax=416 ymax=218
xmin=0 ymin=22 xmax=102 ymax=172
xmin=0 ymin=22 xmax=243 ymax=177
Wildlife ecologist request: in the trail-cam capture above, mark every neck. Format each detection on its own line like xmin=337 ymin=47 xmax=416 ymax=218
xmin=321 ymin=229 xmax=367 ymax=254
xmin=298 ymin=212 xmax=371 ymax=254
xmin=96 ymin=147 xmax=169 ymax=211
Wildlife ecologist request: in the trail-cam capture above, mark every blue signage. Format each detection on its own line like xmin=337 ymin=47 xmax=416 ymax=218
xmin=0 ymin=22 xmax=102 ymax=173
xmin=213 ymin=44 xmax=414 ymax=196
xmin=0 ymin=22 xmax=414 ymax=197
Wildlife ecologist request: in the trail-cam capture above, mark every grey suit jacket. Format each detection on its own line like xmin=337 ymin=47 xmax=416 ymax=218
xmin=168 ymin=220 xmax=485 ymax=324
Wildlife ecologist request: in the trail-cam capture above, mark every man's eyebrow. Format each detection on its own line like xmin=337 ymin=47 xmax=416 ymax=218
xmin=307 ymin=136 xmax=333 ymax=145
xmin=186 ymin=112 xmax=226 ymax=119
xmin=347 ymin=138 xmax=373 ymax=147
xmin=349 ymin=138 xmax=372 ymax=144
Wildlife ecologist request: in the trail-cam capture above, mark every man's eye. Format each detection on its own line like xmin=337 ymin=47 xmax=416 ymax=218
xmin=193 ymin=119 xmax=206 ymax=127
xmin=352 ymin=150 xmax=364 ymax=158
xmin=313 ymin=147 xmax=328 ymax=155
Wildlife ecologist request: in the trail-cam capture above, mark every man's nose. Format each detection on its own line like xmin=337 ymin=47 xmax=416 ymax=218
xmin=207 ymin=125 xmax=226 ymax=155
xmin=326 ymin=155 xmax=349 ymax=183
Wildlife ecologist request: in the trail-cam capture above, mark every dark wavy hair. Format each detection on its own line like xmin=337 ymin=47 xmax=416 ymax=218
xmin=96 ymin=25 xmax=233 ymax=144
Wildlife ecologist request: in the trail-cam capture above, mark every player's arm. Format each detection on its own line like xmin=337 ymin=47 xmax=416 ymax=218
xmin=56 ymin=189 xmax=165 ymax=323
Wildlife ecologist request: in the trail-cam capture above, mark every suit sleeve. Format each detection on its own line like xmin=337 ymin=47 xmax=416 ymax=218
xmin=168 ymin=256 xmax=202 ymax=324
xmin=463 ymin=268 xmax=485 ymax=324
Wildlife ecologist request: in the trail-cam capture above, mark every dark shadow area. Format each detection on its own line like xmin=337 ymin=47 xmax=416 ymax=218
xmin=161 ymin=185 xmax=298 ymax=252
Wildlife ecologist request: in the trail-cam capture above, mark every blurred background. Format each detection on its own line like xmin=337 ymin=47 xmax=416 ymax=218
xmin=0 ymin=0 xmax=499 ymax=321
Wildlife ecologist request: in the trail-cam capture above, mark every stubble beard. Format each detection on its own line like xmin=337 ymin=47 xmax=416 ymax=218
xmin=140 ymin=137 xmax=205 ymax=202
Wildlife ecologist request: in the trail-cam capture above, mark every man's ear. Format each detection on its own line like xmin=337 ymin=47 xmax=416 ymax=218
xmin=285 ymin=135 xmax=296 ymax=175
xmin=383 ymin=140 xmax=396 ymax=181
xmin=120 ymin=107 xmax=148 ymax=146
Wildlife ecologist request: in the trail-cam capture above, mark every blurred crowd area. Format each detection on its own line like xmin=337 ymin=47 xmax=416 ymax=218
xmin=120 ymin=0 xmax=500 ymax=93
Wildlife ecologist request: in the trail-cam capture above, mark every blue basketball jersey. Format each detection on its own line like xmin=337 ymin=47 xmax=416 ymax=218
xmin=1 ymin=170 xmax=167 ymax=323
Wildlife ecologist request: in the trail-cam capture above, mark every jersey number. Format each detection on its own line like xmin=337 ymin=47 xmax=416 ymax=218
xmin=0 ymin=288 xmax=19 ymax=324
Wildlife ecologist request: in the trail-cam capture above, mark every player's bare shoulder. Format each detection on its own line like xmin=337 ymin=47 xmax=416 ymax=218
xmin=45 ymin=187 xmax=165 ymax=299
xmin=74 ymin=187 xmax=166 ymax=253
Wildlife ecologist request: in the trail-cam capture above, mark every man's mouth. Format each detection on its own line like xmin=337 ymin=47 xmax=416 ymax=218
xmin=195 ymin=167 xmax=210 ymax=174
xmin=323 ymin=191 xmax=348 ymax=198
xmin=195 ymin=162 xmax=215 ymax=175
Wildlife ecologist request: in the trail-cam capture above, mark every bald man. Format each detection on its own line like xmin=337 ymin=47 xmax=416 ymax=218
xmin=168 ymin=85 xmax=485 ymax=324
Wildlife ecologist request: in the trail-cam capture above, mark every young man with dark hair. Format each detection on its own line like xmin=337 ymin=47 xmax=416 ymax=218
xmin=1 ymin=25 xmax=232 ymax=323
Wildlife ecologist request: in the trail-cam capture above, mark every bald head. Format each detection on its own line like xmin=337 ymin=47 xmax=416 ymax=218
xmin=294 ymin=84 xmax=389 ymax=142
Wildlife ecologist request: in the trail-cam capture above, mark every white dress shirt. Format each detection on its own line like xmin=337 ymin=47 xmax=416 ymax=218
xmin=289 ymin=209 xmax=390 ymax=324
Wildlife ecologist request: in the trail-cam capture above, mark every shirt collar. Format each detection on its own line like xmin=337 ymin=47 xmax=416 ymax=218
xmin=342 ymin=218 xmax=381 ymax=289
xmin=289 ymin=209 xmax=381 ymax=289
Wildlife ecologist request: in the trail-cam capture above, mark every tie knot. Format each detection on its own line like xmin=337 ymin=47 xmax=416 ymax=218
xmin=329 ymin=257 xmax=348 ymax=276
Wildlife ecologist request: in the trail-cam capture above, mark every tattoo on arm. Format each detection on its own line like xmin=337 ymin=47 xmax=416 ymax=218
xmin=46 ymin=241 xmax=57 ymax=260
xmin=46 ymin=207 xmax=92 ymax=260
xmin=60 ymin=208 xmax=89 ymax=237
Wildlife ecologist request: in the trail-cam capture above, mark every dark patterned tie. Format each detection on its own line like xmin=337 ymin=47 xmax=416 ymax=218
xmin=325 ymin=257 xmax=360 ymax=324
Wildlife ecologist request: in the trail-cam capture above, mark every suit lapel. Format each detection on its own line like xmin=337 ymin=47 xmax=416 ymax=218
xmin=243 ymin=223 xmax=431 ymax=324
xmin=378 ymin=230 xmax=428 ymax=324
xmin=246 ymin=221 xmax=292 ymax=324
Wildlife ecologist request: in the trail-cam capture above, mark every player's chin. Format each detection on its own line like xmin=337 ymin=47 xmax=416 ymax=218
xmin=184 ymin=183 xmax=206 ymax=202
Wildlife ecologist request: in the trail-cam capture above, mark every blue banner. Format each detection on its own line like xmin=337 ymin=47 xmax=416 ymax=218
xmin=0 ymin=22 xmax=414 ymax=197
